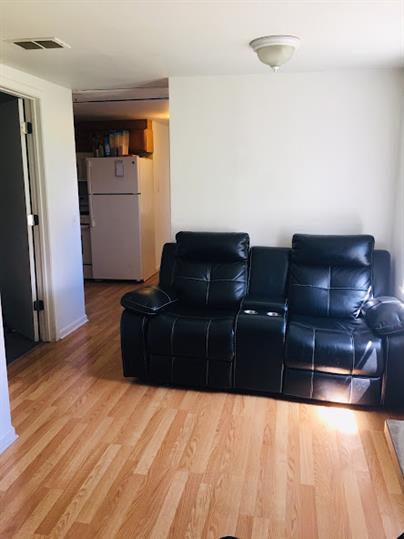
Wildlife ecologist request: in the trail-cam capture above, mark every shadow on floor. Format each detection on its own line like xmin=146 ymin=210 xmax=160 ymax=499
xmin=4 ymin=328 xmax=37 ymax=364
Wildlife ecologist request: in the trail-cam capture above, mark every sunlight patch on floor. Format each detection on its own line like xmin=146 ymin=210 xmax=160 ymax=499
xmin=316 ymin=406 xmax=358 ymax=434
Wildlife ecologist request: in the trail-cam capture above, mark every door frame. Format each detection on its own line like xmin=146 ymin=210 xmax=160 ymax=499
xmin=0 ymin=86 xmax=54 ymax=342
xmin=17 ymin=98 xmax=40 ymax=341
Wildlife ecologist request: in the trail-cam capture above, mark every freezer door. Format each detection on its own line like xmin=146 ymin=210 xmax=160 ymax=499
xmin=90 ymin=194 xmax=142 ymax=280
xmin=87 ymin=156 xmax=139 ymax=194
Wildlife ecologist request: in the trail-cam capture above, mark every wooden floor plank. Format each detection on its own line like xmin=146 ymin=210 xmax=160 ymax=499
xmin=0 ymin=279 xmax=402 ymax=538
xmin=150 ymin=469 xmax=189 ymax=539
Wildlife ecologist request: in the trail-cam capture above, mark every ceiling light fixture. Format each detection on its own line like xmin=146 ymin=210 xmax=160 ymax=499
xmin=249 ymin=35 xmax=300 ymax=72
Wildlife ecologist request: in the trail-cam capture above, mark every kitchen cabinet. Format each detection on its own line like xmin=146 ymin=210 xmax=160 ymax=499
xmin=75 ymin=119 xmax=153 ymax=156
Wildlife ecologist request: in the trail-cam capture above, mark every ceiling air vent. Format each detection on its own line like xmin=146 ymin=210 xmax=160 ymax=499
xmin=12 ymin=37 xmax=70 ymax=50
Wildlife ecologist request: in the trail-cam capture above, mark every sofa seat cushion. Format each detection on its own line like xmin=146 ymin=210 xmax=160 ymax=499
xmin=147 ymin=304 xmax=236 ymax=361
xmin=285 ymin=315 xmax=383 ymax=377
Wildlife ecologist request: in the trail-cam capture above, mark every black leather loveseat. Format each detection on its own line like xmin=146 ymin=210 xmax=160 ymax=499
xmin=121 ymin=232 xmax=404 ymax=408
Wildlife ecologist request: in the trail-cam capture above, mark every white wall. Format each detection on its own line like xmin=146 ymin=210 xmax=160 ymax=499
xmin=393 ymin=100 xmax=404 ymax=297
xmin=0 ymin=63 xmax=86 ymax=339
xmin=0 ymin=64 xmax=85 ymax=452
xmin=0 ymin=298 xmax=17 ymax=454
xmin=169 ymin=70 xmax=404 ymax=250
xmin=152 ymin=120 xmax=171 ymax=264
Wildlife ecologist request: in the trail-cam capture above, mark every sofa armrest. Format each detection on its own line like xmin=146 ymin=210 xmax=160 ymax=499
xmin=241 ymin=295 xmax=287 ymax=316
xmin=362 ymin=296 xmax=404 ymax=336
xmin=121 ymin=286 xmax=177 ymax=315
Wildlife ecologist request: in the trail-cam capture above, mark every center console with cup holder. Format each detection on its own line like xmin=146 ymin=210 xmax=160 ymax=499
xmin=234 ymin=246 xmax=290 ymax=394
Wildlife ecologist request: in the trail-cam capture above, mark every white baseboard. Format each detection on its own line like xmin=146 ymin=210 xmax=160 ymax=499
xmin=58 ymin=315 xmax=89 ymax=340
xmin=0 ymin=426 xmax=18 ymax=455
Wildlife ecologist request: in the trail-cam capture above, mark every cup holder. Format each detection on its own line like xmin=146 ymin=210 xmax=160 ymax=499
xmin=243 ymin=309 xmax=282 ymax=317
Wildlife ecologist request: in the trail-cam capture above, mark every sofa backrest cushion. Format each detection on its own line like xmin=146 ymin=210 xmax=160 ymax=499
xmin=288 ymin=234 xmax=374 ymax=319
xmin=159 ymin=242 xmax=177 ymax=290
xmin=174 ymin=231 xmax=250 ymax=308
xmin=373 ymin=250 xmax=392 ymax=297
xmin=248 ymin=247 xmax=290 ymax=301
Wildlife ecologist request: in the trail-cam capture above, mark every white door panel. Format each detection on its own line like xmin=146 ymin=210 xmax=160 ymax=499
xmin=87 ymin=156 xmax=139 ymax=194
xmin=90 ymin=194 xmax=142 ymax=280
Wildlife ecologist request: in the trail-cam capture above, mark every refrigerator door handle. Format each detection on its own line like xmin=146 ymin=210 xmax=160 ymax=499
xmin=89 ymin=194 xmax=95 ymax=227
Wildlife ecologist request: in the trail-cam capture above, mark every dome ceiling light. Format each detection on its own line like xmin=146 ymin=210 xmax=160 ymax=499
xmin=249 ymin=35 xmax=300 ymax=72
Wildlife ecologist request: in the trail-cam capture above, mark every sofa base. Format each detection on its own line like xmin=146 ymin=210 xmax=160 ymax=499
xmin=283 ymin=368 xmax=382 ymax=406
xmin=147 ymin=355 xmax=234 ymax=390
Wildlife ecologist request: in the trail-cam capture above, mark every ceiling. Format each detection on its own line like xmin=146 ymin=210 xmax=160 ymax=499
xmin=73 ymin=99 xmax=169 ymax=121
xmin=0 ymin=1 xmax=403 ymax=90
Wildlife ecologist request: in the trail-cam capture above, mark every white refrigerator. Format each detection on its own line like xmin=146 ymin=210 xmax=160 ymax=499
xmin=87 ymin=156 xmax=156 ymax=281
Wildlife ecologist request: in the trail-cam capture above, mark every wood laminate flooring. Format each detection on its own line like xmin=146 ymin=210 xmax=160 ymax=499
xmin=1 ymin=280 xmax=404 ymax=538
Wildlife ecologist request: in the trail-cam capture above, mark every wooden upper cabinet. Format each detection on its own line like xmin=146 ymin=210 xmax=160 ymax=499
xmin=75 ymin=119 xmax=154 ymax=155
xmin=129 ymin=126 xmax=153 ymax=154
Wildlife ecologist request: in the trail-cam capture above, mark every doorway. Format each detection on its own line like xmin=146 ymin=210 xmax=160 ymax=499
xmin=72 ymin=90 xmax=171 ymax=288
xmin=0 ymin=90 xmax=43 ymax=363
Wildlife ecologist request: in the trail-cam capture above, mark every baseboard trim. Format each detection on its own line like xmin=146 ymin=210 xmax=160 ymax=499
xmin=58 ymin=315 xmax=89 ymax=340
xmin=0 ymin=426 xmax=18 ymax=455
xmin=385 ymin=420 xmax=404 ymax=493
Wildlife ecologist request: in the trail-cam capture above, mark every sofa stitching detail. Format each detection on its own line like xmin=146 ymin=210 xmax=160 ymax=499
xmin=310 ymin=328 xmax=316 ymax=399
xmin=205 ymin=267 xmax=211 ymax=305
xmin=150 ymin=286 xmax=173 ymax=302
xmin=170 ymin=318 xmax=178 ymax=357
xmin=327 ymin=266 xmax=331 ymax=317
xmin=349 ymin=334 xmax=355 ymax=404
xmin=233 ymin=307 xmax=241 ymax=388
xmin=291 ymin=283 xmax=369 ymax=291
xmin=382 ymin=336 xmax=390 ymax=405
xmin=205 ymin=319 xmax=212 ymax=359
xmin=123 ymin=297 xmax=177 ymax=312
xmin=141 ymin=315 xmax=148 ymax=378
xmin=205 ymin=319 xmax=212 ymax=386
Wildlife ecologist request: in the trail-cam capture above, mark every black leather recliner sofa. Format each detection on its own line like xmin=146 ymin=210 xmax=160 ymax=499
xmin=121 ymin=232 xmax=404 ymax=408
